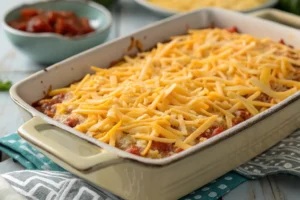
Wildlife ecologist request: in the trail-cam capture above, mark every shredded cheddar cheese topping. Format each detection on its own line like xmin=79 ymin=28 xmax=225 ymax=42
xmin=43 ymin=28 xmax=300 ymax=158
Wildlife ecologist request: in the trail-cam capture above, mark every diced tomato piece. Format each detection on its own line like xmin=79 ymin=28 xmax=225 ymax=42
xmin=81 ymin=18 xmax=94 ymax=34
xmin=9 ymin=9 xmax=95 ymax=37
xmin=47 ymin=11 xmax=58 ymax=25
xmin=226 ymin=26 xmax=238 ymax=33
xmin=64 ymin=117 xmax=79 ymax=128
xmin=64 ymin=19 xmax=81 ymax=36
xmin=209 ymin=127 xmax=224 ymax=138
xmin=16 ymin=22 xmax=27 ymax=31
xmin=175 ymin=148 xmax=183 ymax=153
xmin=9 ymin=21 xmax=27 ymax=31
xmin=279 ymin=39 xmax=294 ymax=48
xmin=54 ymin=18 xmax=65 ymax=34
xmin=27 ymin=16 xmax=53 ymax=33
xmin=151 ymin=141 xmax=173 ymax=153
xmin=21 ymin=8 xmax=38 ymax=19
xmin=126 ymin=145 xmax=141 ymax=155
xmin=279 ymin=39 xmax=285 ymax=45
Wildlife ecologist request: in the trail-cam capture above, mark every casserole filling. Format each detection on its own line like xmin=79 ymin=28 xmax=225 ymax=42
xmin=33 ymin=28 xmax=300 ymax=158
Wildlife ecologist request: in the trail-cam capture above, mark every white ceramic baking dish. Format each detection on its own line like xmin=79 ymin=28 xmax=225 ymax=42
xmin=10 ymin=8 xmax=300 ymax=200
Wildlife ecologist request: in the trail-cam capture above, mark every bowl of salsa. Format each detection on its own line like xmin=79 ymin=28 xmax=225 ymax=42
xmin=3 ymin=0 xmax=112 ymax=64
xmin=8 ymin=8 xmax=96 ymax=37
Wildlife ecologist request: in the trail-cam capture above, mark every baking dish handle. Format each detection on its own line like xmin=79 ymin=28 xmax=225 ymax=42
xmin=249 ymin=9 xmax=300 ymax=29
xmin=18 ymin=117 xmax=123 ymax=171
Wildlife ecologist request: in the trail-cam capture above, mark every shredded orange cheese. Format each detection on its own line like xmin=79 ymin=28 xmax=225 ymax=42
xmin=45 ymin=28 xmax=300 ymax=158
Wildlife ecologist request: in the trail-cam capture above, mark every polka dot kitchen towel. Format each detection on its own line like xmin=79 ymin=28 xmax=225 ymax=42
xmin=0 ymin=129 xmax=300 ymax=200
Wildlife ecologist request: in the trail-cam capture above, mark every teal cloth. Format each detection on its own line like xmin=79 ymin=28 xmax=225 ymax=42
xmin=0 ymin=133 xmax=247 ymax=200
xmin=0 ymin=133 xmax=64 ymax=171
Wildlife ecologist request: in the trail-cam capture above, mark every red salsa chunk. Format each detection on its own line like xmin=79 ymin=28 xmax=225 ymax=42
xmin=64 ymin=116 xmax=80 ymax=128
xmin=126 ymin=145 xmax=142 ymax=156
xmin=225 ymin=26 xmax=238 ymax=33
xmin=202 ymin=126 xmax=225 ymax=139
xmin=32 ymin=93 xmax=66 ymax=118
xmin=9 ymin=8 xmax=95 ymax=37
xmin=151 ymin=141 xmax=173 ymax=153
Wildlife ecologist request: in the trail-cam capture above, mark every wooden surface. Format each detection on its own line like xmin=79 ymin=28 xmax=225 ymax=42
xmin=0 ymin=0 xmax=300 ymax=199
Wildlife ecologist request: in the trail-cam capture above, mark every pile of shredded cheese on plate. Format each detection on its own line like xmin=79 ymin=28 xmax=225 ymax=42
xmin=43 ymin=28 xmax=300 ymax=158
xmin=147 ymin=0 xmax=268 ymax=12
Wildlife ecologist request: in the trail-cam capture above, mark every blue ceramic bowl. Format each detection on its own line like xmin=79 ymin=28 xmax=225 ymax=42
xmin=3 ymin=0 xmax=112 ymax=64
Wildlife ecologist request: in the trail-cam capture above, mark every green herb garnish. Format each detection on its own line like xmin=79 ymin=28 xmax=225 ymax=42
xmin=0 ymin=80 xmax=12 ymax=91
